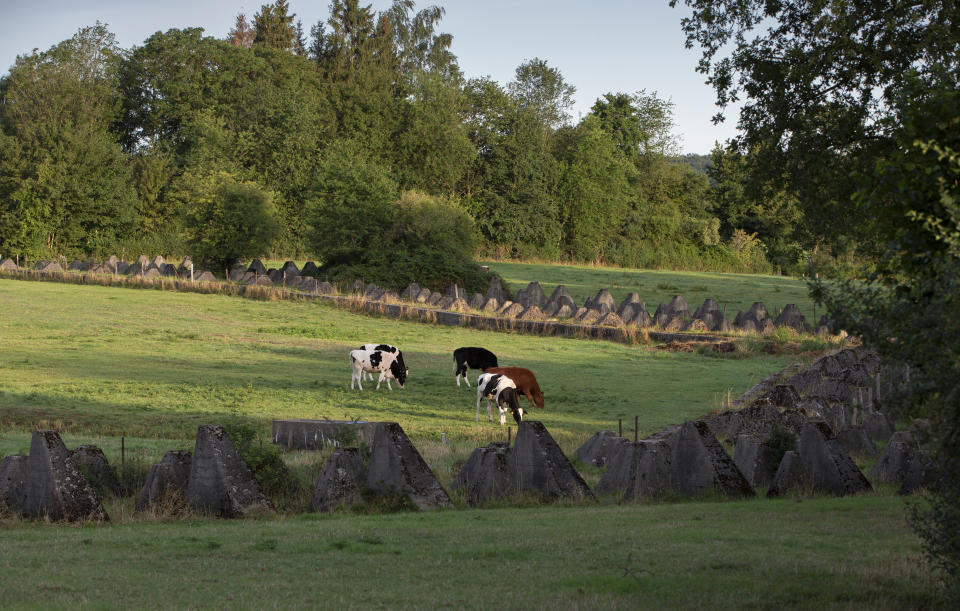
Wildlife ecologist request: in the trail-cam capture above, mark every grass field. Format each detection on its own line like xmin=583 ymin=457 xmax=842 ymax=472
xmin=0 ymin=497 xmax=936 ymax=608
xmin=0 ymin=273 xmax=941 ymax=606
xmin=485 ymin=260 xmax=819 ymax=325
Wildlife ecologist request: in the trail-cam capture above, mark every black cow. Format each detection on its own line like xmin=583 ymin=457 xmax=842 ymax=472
xmin=453 ymin=347 xmax=498 ymax=387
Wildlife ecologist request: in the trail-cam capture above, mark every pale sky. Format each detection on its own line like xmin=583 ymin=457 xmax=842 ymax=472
xmin=0 ymin=0 xmax=739 ymax=154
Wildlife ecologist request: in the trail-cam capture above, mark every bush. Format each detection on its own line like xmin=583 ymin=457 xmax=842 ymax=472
xmin=222 ymin=419 xmax=301 ymax=510
xmin=182 ymin=173 xmax=281 ymax=272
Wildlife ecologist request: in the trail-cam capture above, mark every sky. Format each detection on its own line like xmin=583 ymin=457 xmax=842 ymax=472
xmin=0 ymin=0 xmax=741 ymax=155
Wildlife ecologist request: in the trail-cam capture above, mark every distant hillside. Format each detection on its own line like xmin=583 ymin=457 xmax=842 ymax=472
xmin=679 ymin=153 xmax=712 ymax=175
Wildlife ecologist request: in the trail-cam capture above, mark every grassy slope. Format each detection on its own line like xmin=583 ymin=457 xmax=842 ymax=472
xmin=0 ymin=277 xmax=935 ymax=606
xmin=485 ymin=260 xmax=819 ymax=324
xmin=0 ymin=279 xmax=795 ymax=451
xmin=0 ymin=497 xmax=934 ymax=608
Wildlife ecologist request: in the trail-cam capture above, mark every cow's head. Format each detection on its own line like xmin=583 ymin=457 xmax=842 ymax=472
xmin=498 ymin=388 xmax=523 ymax=424
xmin=533 ymin=389 xmax=545 ymax=409
xmin=390 ymin=359 xmax=408 ymax=388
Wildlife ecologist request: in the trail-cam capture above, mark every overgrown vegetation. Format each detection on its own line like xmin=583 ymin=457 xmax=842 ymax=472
xmin=675 ymin=0 xmax=960 ymax=598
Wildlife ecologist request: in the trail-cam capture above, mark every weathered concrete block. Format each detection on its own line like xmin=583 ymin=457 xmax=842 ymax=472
xmin=247 ymin=259 xmax=267 ymax=275
xmin=454 ymin=443 xmax=514 ymax=507
xmin=71 ymin=445 xmax=121 ymax=496
xmin=797 ymin=424 xmax=871 ymax=496
xmin=272 ymin=420 xmax=380 ymax=451
xmin=766 ymin=451 xmax=809 ymax=497
xmin=509 ymin=421 xmax=593 ymax=501
xmin=595 ymin=439 xmax=672 ymax=501
xmin=21 ymin=431 xmax=108 ymax=521
xmin=0 ymin=454 xmax=28 ymax=514
xmin=862 ymin=410 xmax=894 ymax=442
xmin=135 ymin=450 xmax=192 ymax=514
xmin=733 ymin=434 xmax=780 ymax=488
xmin=186 ymin=425 xmax=273 ymax=518
xmin=366 ymin=422 xmax=452 ymax=510
xmin=575 ymin=431 xmax=630 ymax=467
xmin=310 ymin=447 xmax=367 ymax=512
xmin=653 ymin=421 xmax=754 ymax=498
xmin=835 ymin=426 xmax=877 ymax=457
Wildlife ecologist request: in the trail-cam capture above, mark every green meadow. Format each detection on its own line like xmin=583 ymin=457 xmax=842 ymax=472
xmin=485 ymin=260 xmax=819 ymax=324
xmin=0 ymin=271 xmax=940 ymax=606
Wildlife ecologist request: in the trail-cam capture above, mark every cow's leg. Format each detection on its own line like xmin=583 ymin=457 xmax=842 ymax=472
xmin=476 ymin=391 xmax=483 ymax=421
xmin=487 ymin=398 xmax=495 ymax=422
xmin=498 ymin=406 xmax=507 ymax=426
xmin=385 ymin=374 xmax=393 ymax=391
xmin=523 ymin=390 xmax=536 ymax=410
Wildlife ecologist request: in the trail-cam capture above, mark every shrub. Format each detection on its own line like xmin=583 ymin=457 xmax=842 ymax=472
xmin=181 ymin=171 xmax=281 ymax=271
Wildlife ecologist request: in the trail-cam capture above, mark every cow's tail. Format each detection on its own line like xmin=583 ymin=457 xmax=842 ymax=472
xmin=452 ymin=354 xmax=458 ymax=373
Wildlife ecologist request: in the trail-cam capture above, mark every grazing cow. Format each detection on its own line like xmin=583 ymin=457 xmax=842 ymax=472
xmin=349 ymin=349 xmax=408 ymax=390
xmin=359 ymin=344 xmax=406 ymax=381
xmin=453 ymin=347 xmax=499 ymax=387
xmin=482 ymin=366 xmax=544 ymax=410
xmin=475 ymin=372 xmax=523 ymax=425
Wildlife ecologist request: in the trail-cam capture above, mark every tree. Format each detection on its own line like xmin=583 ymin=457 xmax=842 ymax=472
xmin=671 ymin=0 xmax=960 ymax=255
xmin=590 ymin=91 xmax=677 ymax=159
xmin=392 ymin=71 xmax=473 ymax=194
xmin=253 ymin=1 xmax=296 ymax=51
xmin=182 ymin=171 xmax=281 ymax=271
xmin=555 ymin=116 xmax=635 ymax=262
xmin=676 ymin=0 xmax=960 ymax=597
xmin=118 ymin=29 xmax=334 ymax=252
xmin=307 ymin=139 xmax=399 ymax=267
xmin=813 ymin=75 xmax=960 ymax=602
xmin=293 ymin=19 xmax=307 ymax=56
xmin=0 ymin=23 xmax=136 ymax=258
xmin=228 ymin=13 xmax=255 ymax=48
xmin=508 ymin=58 xmax=576 ymax=130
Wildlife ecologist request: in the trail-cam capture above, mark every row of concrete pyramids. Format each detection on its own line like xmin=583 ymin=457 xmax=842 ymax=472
xmin=0 ymin=255 xmax=219 ymax=283
xmin=576 ymin=348 xmax=933 ymax=500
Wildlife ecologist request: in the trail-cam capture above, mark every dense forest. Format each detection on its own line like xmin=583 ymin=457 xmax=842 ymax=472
xmin=1 ymin=0 xmax=839 ymax=284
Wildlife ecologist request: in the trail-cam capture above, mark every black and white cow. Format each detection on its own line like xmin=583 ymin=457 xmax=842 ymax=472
xmin=359 ymin=344 xmax=406 ymax=381
xmin=453 ymin=346 xmax=499 ymax=387
xmin=475 ymin=372 xmax=523 ymax=425
xmin=349 ymin=349 xmax=408 ymax=390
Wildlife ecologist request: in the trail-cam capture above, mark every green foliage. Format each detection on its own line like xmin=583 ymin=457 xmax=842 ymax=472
xmin=181 ymin=172 xmax=281 ymax=271
xmin=766 ymin=426 xmax=797 ymax=469
xmin=814 ymin=75 xmax=960 ymax=598
xmin=307 ymin=140 xmax=399 ymax=266
xmin=555 ymin=116 xmax=635 ymax=262
xmin=0 ymin=24 xmax=137 ymax=259
xmin=508 ymin=58 xmax=576 ymax=129
xmin=222 ymin=418 xmax=300 ymax=509
xmin=253 ymin=1 xmax=297 ymax=51
xmin=673 ymin=0 xmax=960 ymax=259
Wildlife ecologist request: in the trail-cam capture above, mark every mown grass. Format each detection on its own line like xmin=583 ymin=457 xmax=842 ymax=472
xmin=0 ymin=496 xmax=937 ymax=608
xmin=485 ymin=260 xmax=819 ymax=324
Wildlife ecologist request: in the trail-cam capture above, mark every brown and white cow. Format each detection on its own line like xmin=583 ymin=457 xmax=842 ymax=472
xmin=482 ymin=366 xmax=544 ymax=410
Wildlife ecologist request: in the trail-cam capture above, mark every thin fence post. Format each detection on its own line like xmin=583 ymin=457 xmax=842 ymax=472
xmin=618 ymin=419 xmax=622 ymax=437
xmin=508 ymin=427 xmax=511 ymax=445
xmin=121 ymin=436 xmax=125 ymax=468
xmin=634 ymin=416 xmax=638 ymax=442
